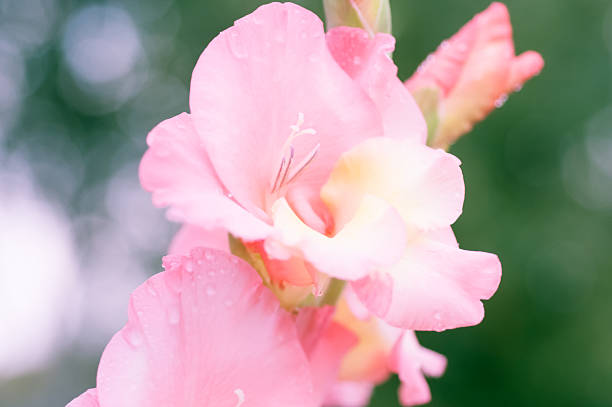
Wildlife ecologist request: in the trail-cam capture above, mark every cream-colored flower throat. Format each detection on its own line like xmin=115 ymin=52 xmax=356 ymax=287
xmin=228 ymin=233 xmax=345 ymax=311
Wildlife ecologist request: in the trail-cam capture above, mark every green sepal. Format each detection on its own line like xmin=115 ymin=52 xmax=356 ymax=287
xmin=412 ymin=86 xmax=441 ymax=147
xmin=323 ymin=0 xmax=392 ymax=35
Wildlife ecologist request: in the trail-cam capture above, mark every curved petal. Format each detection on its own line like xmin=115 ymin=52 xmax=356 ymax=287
xmin=190 ymin=2 xmax=383 ymax=213
xmin=507 ymin=50 xmax=544 ymax=91
xmin=333 ymin=299 xmax=396 ymax=383
xmin=323 ymin=381 xmax=375 ymax=407
xmin=266 ymin=195 xmax=406 ymax=281
xmin=139 ymin=113 xmax=272 ymax=241
xmin=168 ymin=225 xmax=230 ymax=255
xmin=296 ymin=307 xmax=358 ymax=405
xmin=354 ymin=237 xmax=502 ymax=331
xmin=390 ymin=331 xmax=446 ymax=406
xmin=326 ymin=27 xmax=426 ymax=143
xmin=321 ymin=137 xmax=464 ymax=232
xmin=67 ymin=389 xmax=99 ymax=407
xmin=92 ymin=249 xmax=315 ymax=407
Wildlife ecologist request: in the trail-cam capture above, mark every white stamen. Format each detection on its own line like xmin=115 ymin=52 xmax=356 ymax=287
xmin=271 ymin=157 xmax=286 ymax=193
xmin=287 ymin=143 xmax=320 ymax=184
xmin=270 ymin=112 xmax=318 ymax=193
xmin=234 ymin=389 xmax=245 ymax=407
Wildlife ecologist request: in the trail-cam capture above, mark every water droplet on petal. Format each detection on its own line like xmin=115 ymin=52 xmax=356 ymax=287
xmin=227 ymin=30 xmax=248 ymax=59
xmin=206 ymin=285 xmax=216 ymax=296
xmin=353 ymin=56 xmax=361 ymax=65
xmin=224 ymin=299 xmax=233 ymax=308
xmin=204 ymin=251 xmax=214 ymax=261
xmin=184 ymin=260 xmax=194 ymax=273
xmin=123 ymin=326 xmax=143 ymax=348
xmin=207 ymin=270 xmax=215 ymax=277
xmin=146 ymin=283 xmax=158 ymax=297
xmin=168 ymin=307 xmax=180 ymax=325
xmin=494 ymin=93 xmax=508 ymax=108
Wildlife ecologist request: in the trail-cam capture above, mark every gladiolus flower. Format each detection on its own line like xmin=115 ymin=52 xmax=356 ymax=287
xmin=321 ymin=137 xmax=502 ymax=331
xmin=322 ymin=291 xmax=447 ymax=406
xmin=146 ymin=3 xmax=501 ymax=331
xmin=140 ymin=2 xmax=425 ymax=290
xmin=405 ymin=2 xmax=544 ymax=149
xmin=67 ymin=249 xmax=318 ymax=407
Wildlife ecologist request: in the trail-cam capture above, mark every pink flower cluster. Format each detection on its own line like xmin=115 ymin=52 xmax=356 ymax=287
xmin=69 ymin=2 xmax=542 ymax=406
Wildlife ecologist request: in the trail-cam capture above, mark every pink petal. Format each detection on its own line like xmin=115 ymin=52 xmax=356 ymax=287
xmin=139 ymin=113 xmax=272 ymax=241
xmin=321 ymin=138 xmax=464 ymax=232
xmin=390 ymin=331 xmax=446 ymax=406
xmin=168 ymin=224 xmax=230 ymax=255
xmin=355 ymin=237 xmax=502 ymax=331
xmin=266 ymin=195 xmax=406 ymax=281
xmin=91 ymin=249 xmax=315 ymax=407
xmin=326 ymin=27 xmax=426 ymax=143
xmin=296 ymin=307 xmax=358 ymax=405
xmin=190 ymin=3 xmax=383 ymax=214
xmin=67 ymin=389 xmax=99 ymax=407
xmin=507 ymin=50 xmax=544 ymax=91
xmin=323 ymin=381 xmax=375 ymax=407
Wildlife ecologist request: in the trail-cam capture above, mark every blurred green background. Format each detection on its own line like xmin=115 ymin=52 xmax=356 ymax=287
xmin=0 ymin=0 xmax=611 ymax=406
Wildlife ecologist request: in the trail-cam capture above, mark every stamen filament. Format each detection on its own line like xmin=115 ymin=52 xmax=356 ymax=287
xmin=286 ymin=143 xmax=320 ymax=184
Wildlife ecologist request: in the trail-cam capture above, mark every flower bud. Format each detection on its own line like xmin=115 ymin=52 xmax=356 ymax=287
xmin=405 ymin=2 xmax=544 ymax=149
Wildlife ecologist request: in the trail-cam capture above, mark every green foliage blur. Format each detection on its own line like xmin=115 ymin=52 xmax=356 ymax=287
xmin=1 ymin=0 xmax=611 ymax=406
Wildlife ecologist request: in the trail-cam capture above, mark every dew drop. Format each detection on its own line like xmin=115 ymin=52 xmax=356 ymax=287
xmin=206 ymin=285 xmax=216 ymax=296
xmin=274 ymin=31 xmax=285 ymax=43
xmin=224 ymin=299 xmax=234 ymax=308
xmin=227 ymin=31 xmax=248 ymax=59
xmin=154 ymin=148 xmax=170 ymax=158
xmin=123 ymin=327 xmax=143 ymax=348
xmin=494 ymin=93 xmax=508 ymax=108
xmin=168 ymin=307 xmax=180 ymax=325
xmin=308 ymin=53 xmax=319 ymax=63
xmin=184 ymin=260 xmax=194 ymax=273
xmin=146 ymin=283 xmax=158 ymax=297
xmin=208 ymin=270 xmax=216 ymax=277
xmin=204 ymin=251 xmax=214 ymax=261
xmin=353 ymin=55 xmax=361 ymax=65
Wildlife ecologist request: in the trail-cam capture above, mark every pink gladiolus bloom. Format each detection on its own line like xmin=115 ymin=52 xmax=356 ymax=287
xmin=321 ymin=137 xmax=502 ymax=331
xmin=322 ymin=291 xmax=447 ymax=406
xmin=142 ymin=2 xmax=501 ymax=331
xmin=67 ymin=249 xmax=318 ymax=407
xmin=139 ymin=2 xmax=426 ymax=288
xmin=405 ymin=2 xmax=544 ymax=149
